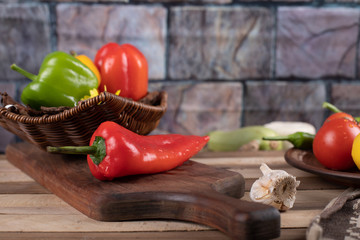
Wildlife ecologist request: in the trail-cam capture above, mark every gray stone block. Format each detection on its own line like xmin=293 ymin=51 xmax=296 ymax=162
xmin=168 ymin=6 xmax=273 ymax=80
xmin=149 ymin=82 xmax=243 ymax=135
xmin=276 ymin=7 xmax=359 ymax=79
xmin=0 ymin=3 xmax=51 ymax=81
xmin=243 ymin=81 xmax=326 ymax=129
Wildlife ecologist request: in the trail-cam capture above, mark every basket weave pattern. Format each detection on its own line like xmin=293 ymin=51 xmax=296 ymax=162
xmin=0 ymin=91 xmax=167 ymax=150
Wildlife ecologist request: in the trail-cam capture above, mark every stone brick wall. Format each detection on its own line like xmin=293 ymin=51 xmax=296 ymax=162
xmin=1 ymin=0 xmax=360 ymax=152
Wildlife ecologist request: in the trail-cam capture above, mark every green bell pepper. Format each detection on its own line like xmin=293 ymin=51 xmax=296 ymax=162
xmin=11 ymin=51 xmax=98 ymax=110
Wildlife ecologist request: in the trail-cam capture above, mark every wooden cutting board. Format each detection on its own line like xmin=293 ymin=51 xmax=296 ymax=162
xmin=5 ymin=142 xmax=280 ymax=240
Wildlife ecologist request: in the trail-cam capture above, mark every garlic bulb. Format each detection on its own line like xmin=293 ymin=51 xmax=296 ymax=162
xmin=250 ymin=163 xmax=300 ymax=211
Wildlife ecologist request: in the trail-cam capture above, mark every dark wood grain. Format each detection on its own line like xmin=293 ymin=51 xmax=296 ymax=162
xmin=5 ymin=142 xmax=280 ymax=240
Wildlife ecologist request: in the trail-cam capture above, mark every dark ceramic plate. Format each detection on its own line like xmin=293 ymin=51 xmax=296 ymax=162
xmin=284 ymin=148 xmax=360 ymax=187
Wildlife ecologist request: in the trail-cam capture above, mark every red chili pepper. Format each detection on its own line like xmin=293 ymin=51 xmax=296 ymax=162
xmin=47 ymin=121 xmax=209 ymax=181
xmin=94 ymin=43 xmax=148 ymax=101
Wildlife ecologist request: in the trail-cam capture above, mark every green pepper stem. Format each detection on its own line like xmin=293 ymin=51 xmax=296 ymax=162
xmin=70 ymin=50 xmax=77 ymax=57
xmin=46 ymin=136 xmax=106 ymax=165
xmin=47 ymin=146 xmax=97 ymax=155
xmin=10 ymin=64 xmax=37 ymax=81
xmin=322 ymin=102 xmax=342 ymax=113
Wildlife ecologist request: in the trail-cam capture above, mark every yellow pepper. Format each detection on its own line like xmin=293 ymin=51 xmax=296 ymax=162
xmin=351 ymin=133 xmax=360 ymax=170
xmin=71 ymin=51 xmax=101 ymax=85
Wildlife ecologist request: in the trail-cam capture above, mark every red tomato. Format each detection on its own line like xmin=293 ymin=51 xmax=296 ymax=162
xmin=325 ymin=112 xmax=355 ymax=123
xmin=313 ymin=118 xmax=360 ymax=170
xmin=95 ymin=43 xmax=148 ymax=101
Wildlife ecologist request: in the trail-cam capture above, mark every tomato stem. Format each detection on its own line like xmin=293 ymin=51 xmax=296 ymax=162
xmin=322 ymin=102 xmax=341 ymax=113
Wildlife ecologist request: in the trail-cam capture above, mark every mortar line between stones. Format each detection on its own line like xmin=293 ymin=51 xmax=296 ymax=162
xmin=164 ymin=6 xmax=171 ymax=80
xmin=48 ymin=2 xmax=58 ymax=52
xmin=355 ymin=13 xmax=360 ymax=80
xmin=240 ymin=81 xmax=247 ymax=127
xmin=323 ymin=80 xmax=332 ymax=122
xmin=271 ymin=6 xmax=278 ymax=80
xmin=312 ymin=0 xmax=324 ymax=7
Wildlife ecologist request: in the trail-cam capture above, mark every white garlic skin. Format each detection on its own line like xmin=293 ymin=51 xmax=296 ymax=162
xmin=250 ymin=163 xmax=300 ymax=211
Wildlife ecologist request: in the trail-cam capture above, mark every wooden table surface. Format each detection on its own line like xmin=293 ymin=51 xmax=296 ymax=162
xmin=0 ymin=150 xmax=347 ymax=239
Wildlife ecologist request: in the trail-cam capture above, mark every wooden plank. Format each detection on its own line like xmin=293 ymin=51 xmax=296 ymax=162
xmin=227 ymin=166 xmax=317 ymax=179
xmin=192 ymin=156 xmax=287 ymax=168
xmin=194 ymin=152 xmax=350 ymax=190
xmin=242 ymin=190 xmax=343 ymax=210
xmin=0 ymin=191 xmax=330 ymax=231
xmin=277 ymin=229 xmax=307 ymax=240
xmin=193 ymin=156 xmax=345 ymax=190
xmin=280 ymin=210 xmax=320 ymax=228
xmin=244 ymin=177 xmax=347 ymax=191
xmin=0 ymin=160 xmax=20 ymax=171
xmin=196 ymin=150 xmax=286 ymax=159
xmin=0 ymin=190 xmax=338 ymax=216
xmin=0 ymin=159 xmax=34 ymax=183
xmin=0 ymin=182 xmax=48 ymax=194
xmin=0 ymin=214 xmax=212 ymax=232
xmin=291 ymin=190 xmax=342 ymax=210
xmin=0 ymin=207 xmax=313 ymax=235
xmin=0 ymin=194 xmax=65 ymax=207
xmin=0 ymin=231 xmax=230 ymax=240
xmin=0 ymin=170 xmax=34 ymax=182
xmin=0 ymin=194 xmax=77 ymax=215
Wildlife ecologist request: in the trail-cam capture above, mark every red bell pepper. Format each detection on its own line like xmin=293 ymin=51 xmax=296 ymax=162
xmin=47 ymin=121 xmax=209 ymax=181
xmin=94 ymin=43 xmax=148 ymax=101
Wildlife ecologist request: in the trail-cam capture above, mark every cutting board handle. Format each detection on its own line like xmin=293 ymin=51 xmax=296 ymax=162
xmin=108 ymin=190 xmax=280 ymax=240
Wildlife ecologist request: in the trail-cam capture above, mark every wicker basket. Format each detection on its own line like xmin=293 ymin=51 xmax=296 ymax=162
xmin=0 ymin=91 xmax=167 ymax=150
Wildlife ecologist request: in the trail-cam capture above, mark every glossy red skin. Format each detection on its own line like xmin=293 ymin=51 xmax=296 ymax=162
xmin=94 ymin=42 xmax=118 ymax=70
xmin=94 ymin=43 xmax=148 ymax=101
xmin=313 ymin=118 xmax=360 ymax=170
xmin=325 ymin=112 xmax=355 ymax=123
xmin=87 ymin=121 xmax=210 ymax=181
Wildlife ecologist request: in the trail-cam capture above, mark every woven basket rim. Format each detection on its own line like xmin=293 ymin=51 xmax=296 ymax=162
xmin=0 ymin=91 xmax=167 ymax=125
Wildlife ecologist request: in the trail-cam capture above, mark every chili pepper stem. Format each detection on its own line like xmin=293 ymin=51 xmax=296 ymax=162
xmin=47 ymin=145 xmax=97 ymax=155
xmin=10 ymin=64 xmax=37 ymax=81
xmin=263 ymin=136 xmax=291 ymax=141
xmin=322 ymin=102 xmax=342 ymax=113
xmin=46 ymin=136 xmax=106 ymax=165
xmin=263 ymin=132 xmax=315 ymax=150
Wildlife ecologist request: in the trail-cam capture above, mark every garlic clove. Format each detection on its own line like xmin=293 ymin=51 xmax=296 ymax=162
xmin=250 ymin=163 xmax=300 ymax=211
